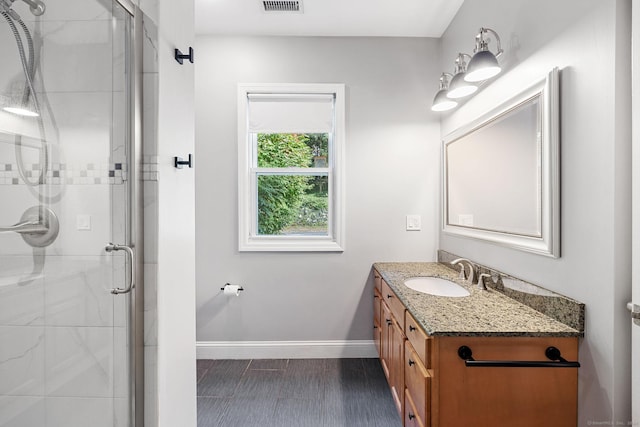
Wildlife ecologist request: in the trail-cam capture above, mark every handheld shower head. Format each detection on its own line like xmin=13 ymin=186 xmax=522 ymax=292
xmin=21 ymin=0 xmax=45 ymax=16
xmin=1 ymin=0 xmax=45 ymax=17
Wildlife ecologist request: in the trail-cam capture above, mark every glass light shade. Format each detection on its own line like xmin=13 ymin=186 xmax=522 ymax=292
xmin=431 ymin=89 xmax=458 ymax=112
xmin=446 ymin=72 xmax=478 ymax=99
xmin=3 ymin=106 xmax=39 ymax=117
xmin=464 ymin=50 xmax=501 ymax=82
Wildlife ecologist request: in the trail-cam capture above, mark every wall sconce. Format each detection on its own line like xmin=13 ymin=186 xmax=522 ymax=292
xmin=431 ymin=27 xmax=504 ymax=112
xmin=447 ymin=53 xmax=477 ymax=99
xmin=466 ymin=27 xmax=503 ymax=82
xmin=431 ymin=73 xmax=458 ymax=112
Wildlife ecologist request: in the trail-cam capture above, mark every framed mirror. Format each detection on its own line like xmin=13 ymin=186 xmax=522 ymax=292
xmin=442 ymin=67 xmax=560 ymax=257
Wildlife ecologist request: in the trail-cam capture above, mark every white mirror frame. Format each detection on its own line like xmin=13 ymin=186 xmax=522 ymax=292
xmin=442 ymin=67 xmax=560 ymax=258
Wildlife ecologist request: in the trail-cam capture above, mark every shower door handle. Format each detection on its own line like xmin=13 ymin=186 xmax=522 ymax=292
xmin=105 ymin=243 xmax=135 ymax=295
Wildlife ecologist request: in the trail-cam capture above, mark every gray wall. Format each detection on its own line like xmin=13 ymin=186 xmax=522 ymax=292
xmin=139 ymin=0 xmax=197 ymax=425
xmin=438 ymin=0 xmax=632 ymax=424
xmin=194 ymin=37 xmax=441 ymax=344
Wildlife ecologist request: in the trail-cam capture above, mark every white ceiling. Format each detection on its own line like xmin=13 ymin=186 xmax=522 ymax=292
xmin=195 ymin=0 xmax=464 ymax=37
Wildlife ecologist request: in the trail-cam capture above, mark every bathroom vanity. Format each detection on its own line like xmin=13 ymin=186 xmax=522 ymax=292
xmin=373 ymin=259 xmax=583 ymax=427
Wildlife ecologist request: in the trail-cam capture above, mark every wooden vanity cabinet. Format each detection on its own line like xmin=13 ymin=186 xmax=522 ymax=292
xmin=380 ymin=299 xmax=392 ymax=379
xmin=388 ymin=315 xmax=405 ymax=414
xmin=374 ymin=288 xmax=382 ymax=357
xmin=376 ymin=272 xmax=406 ymax=417
xmin=432 ymin=336 xmax=578 ymax=427
xmin=373 ymin=269 xmax=579 ymax=427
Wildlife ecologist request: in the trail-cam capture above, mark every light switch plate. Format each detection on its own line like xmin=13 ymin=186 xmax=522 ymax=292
xmin=458 ymin=214 xmax=474 ymax=226
xmin=406 ymin=215 xmax=421 ymax=231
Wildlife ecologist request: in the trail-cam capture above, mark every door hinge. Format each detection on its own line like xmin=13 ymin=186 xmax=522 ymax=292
xmin=627 ymin=302 xmax=640 ymax=325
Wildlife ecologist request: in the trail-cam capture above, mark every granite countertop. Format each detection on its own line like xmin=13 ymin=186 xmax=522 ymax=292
xmin=373 ymin=262 xmax=582 ymax=337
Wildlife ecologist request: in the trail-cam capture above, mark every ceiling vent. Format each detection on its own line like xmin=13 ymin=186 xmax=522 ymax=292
xmin=262 ymin=1 xmax=303 ymax=13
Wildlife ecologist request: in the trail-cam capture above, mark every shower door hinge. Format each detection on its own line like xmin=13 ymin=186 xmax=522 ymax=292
xmin=627 ymin=302 xmax=640 ymax=326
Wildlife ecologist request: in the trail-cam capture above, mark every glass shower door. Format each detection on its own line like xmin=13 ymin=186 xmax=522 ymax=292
xmin=0 ymin=0 xmax=137 ymax=426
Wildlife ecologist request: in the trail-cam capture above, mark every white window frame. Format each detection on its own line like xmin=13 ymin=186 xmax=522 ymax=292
xmin=237 ymin=83 xmax=345 ymax=252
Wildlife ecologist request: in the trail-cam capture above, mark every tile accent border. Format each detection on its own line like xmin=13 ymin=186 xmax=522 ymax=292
xmin=142 ymin=156 xmax=158 ymax=181
xmin=0 ymin=158 xmax=161 ymax=184
xmin=437 ymin=250 xmax=585 ymax=333
xmin=0 ymin=162 xmax=127 ymax=185
xmin=196 ymin=340 xmax=377 ymax=360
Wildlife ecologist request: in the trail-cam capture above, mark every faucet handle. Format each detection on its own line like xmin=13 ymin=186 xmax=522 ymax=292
xmin=477 ymin=273 xmax=493 ymax=290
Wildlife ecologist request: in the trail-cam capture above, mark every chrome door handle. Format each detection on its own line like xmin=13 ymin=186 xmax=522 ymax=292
xmin=106 ymin=243 xmax=135 ymax=295
xmin=627 ymin=302 xmax=640 ymax=325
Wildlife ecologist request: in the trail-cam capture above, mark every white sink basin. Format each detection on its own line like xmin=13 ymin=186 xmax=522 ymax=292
xmin=404 ymin=277 xmax=470 ymax=297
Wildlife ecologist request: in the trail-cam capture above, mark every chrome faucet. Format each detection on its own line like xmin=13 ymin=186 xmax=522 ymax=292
xmin=450 ymin=258 xmax=475 ymax=284
xmin=477 ymin=273 xmax=492 ymax=290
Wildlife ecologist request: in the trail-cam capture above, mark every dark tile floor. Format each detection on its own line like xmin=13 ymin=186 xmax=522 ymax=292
xmin=197 ymin=358 xmax=403 ymax=427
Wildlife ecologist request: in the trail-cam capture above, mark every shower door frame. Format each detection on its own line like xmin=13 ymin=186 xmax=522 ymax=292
xmin=115 ymin=0 xmax=145 ymax=425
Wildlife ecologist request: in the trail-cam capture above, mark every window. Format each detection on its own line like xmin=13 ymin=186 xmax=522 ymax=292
xmin=237 ymin=84 xmax=345 ymax=251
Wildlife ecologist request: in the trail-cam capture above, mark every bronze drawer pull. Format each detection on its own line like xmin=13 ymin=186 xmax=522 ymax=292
xmin=408 ymin=413 xmax=416 ymax=420
xmin=409 ymin=325 xmax=416 ymax=332
xmin=457 ymin=345 xmax=580 ymax=368
xmin=408 ymin=359 xmax=415 ymax=366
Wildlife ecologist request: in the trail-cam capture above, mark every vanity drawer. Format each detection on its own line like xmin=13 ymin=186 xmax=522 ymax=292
xmin=374 ymin=269 xmax=382 ymax=293
xmin=405 ymin=389 xmax=426 ymax=427
xmin=381 ymin=279 xmax=405 ymax=330
xmin=405 ymin=311 xmax=431 ymax=368
xmin=405 ymin=341 xmax=430 ymax=425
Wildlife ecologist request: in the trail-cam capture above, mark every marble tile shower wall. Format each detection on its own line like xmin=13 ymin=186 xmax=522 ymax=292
xmin=0 ymin=1 xmax=143 ymax=426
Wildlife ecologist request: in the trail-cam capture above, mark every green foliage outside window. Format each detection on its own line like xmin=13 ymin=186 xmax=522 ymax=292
xmin=256 ymin=133 xmax=329 ymax=235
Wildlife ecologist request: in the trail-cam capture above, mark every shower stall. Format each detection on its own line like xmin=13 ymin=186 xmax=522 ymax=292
xmin=0 ymin=0 xmax=143 ymax=425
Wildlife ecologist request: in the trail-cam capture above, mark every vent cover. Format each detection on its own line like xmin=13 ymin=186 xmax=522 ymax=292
xmin=262 ymin=0 xmax=302 ymax=13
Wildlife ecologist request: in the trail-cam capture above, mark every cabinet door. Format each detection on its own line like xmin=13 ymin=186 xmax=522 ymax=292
xmin=435 ymin=336 xmax=578 ymax=427
xmin=374 ymin=288 xmax=382 ymax=357
xmin=389 ymin=317 xmax=405 ymax=417
xmin=380 ymin=301 xmax=392 ymax=381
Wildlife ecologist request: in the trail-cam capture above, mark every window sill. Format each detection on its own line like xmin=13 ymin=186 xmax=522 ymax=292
xmin=239 ymin=238 xmax=344 ymax=252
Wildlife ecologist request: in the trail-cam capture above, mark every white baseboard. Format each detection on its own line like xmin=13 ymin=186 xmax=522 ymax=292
xmin=196 ymin=340 xmax=377 ymax=359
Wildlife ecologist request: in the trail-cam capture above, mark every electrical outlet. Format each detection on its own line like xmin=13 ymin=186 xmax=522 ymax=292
xmin=406 ymin=215 xmax=421 ymax=231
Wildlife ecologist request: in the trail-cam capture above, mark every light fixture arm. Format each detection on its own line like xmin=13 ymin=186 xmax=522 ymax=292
xmin=475 ymin=27 xmax=503 ymax=57
xmin=438 ymin=72 xmax=454 ymax=89
xmin=453 ymin=53 xmax=473 ymax=74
